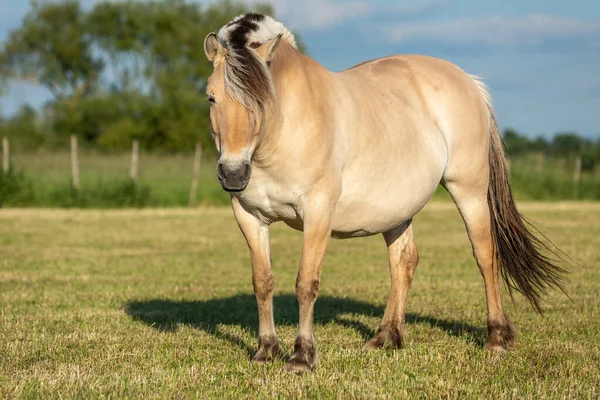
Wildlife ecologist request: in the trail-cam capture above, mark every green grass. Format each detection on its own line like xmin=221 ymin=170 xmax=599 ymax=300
xmin=1 ymin=202 xmax=598 ymax=398
xmin=7 ymin=151 xmax=230 ymax=207
xmin=2 ymin=151 xmax=600 ymax=207
xmin=509 ymin=155 xmax=600 ymax=201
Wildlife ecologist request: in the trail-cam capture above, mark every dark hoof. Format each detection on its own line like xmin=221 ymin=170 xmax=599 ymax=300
xmin=485 ymin=316 xmax=516 ymax=352
xmin=285 ymin=336 xmax=318 ymax=373
xmin=252 ymin=336 xmax=287 ymax=364
xmin=285 ymin=358 xmax=313 ymax=373
xmin=363 ymin=324 xmax=403 ymax=351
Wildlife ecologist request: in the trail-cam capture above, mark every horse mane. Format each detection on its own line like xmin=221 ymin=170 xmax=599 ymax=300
xmin=217 ymin=13 xmax=297 ymax=127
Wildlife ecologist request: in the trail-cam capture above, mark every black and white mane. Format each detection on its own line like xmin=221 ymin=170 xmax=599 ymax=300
xmin=214 ymin=13 xmax=297 ymax=127
xmin=218 ymin=13 xmax=297 ymax=50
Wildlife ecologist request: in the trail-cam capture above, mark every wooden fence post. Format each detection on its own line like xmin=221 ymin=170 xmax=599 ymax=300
xmin=130 ymin=139 xmax=140 ymax=182
xmin=2 ymin=137 xmax=9 ymax=174
xmin=70 ymin=135 xmax=80 ymax=190
xmin=573 ymin=155 xmax=582 ymax=186
xmin=536 ymin=153 xmax=544 ymax=173
xmin=188 ymin=142 xmax=203 ymax=206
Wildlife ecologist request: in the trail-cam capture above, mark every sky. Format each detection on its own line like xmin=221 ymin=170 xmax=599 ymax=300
xmin=1 ymin=0 xmax=599 ymax=137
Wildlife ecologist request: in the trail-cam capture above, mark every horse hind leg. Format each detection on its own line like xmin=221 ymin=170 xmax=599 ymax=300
xmin=364 ymin=221 xmax=418 ymax=350
xmin=444 ymin=180 xmax=516 ymax=351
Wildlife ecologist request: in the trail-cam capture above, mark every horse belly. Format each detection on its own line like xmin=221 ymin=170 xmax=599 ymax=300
xmin=330 ymin=184 xmax=436 ymax=238
xmin=331 ymin=142 xmax=446 ymax=238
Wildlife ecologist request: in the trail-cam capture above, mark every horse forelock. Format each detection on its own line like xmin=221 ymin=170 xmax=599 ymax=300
xmin=216 ymin=13 xmax=296 ymax=127
xmin=223 ymin=47 xmax=274 ymax=129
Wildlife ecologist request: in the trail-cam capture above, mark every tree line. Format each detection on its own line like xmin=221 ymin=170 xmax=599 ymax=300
xmin=0 ymin=0 xmax=283 ymax=153
xmin=503 ymin=129 xmax=600 ymax=170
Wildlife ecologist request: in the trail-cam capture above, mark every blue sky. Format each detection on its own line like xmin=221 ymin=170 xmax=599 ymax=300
xmin=1 ymin=0 xmax=599 ymax=137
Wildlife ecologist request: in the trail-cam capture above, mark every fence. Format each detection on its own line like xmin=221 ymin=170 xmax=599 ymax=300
xmin=1 ymin=136 xmax=598 ymax=206
xmin=1 ymin=136 xmax=216 ymax=207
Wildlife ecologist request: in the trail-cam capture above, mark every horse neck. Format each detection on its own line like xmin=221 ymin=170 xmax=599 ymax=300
xmin=253 ymin=42 xmax=333 ymax=164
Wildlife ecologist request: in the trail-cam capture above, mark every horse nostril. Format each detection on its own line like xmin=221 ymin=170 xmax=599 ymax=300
xmin=217 ymin=162 xmax=226 ymax=179
xmin=243 ymin=162 xmax=251 ymax=178
xmin=218 ymin=161 xmax=251 ymax=184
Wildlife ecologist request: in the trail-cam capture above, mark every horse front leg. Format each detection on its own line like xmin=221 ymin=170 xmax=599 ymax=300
xmin=231 ymin=198 xmax=286 ymax=363
xmin=285 ymin=203 xmax=333 ymax=373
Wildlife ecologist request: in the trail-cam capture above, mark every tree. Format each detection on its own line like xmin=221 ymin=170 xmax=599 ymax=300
xmin=502 ymin=128 xmax=532 ymax=156
xmin=1 ymin=0 xmax=103 ymax=100
xmin=551 ymin=132 xmax=587 ymax=157
xmin=0 ymin=104 xmax=46 ymax=150
xmin=0 ymin=0 xmax=303 ymax=152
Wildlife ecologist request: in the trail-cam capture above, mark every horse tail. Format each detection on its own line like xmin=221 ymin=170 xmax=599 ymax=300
xmin=471 ymin=76 xmax=567 ymax=314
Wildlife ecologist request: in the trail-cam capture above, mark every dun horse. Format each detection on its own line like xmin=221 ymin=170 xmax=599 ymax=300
xmin=203 ymin=13 xmax=565 ymax=372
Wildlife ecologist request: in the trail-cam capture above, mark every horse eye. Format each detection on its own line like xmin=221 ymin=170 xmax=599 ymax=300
xmin=206 ymin=95 xmax=216 ymax=105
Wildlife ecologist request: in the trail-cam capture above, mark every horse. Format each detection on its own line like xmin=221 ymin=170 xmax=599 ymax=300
xmin=203 ymin=13 xmax=566 ymax=373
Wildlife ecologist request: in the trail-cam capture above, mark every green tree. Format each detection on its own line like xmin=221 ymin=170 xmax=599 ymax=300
xmin=0 ymin=104 xmax=45 ymax=150
xmin=551 ymin=132 xmax=587 ymax=157
xmin=1 ymin=0 xmax=102 ymax=100
xmin=502 ymin=128 xmax=533 ymax=156
xmin=0 ymin=0 xmax=303 ymax=152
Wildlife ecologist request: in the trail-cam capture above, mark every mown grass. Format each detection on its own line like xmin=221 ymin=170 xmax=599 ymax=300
xmin=2 ymin=151 xmax=600 ymax=207
xmin=1 ymin=203 xmax=598 ymax=398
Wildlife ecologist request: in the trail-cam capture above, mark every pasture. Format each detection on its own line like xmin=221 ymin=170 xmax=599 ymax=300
xmin=3 ymin=151 xmax=600 ymax=209
xmin=1 ymin=202 xmax=599 ymax=398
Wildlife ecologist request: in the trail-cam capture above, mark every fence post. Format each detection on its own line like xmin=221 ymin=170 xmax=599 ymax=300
xmin=70 ymin=135 xmax=80 ymax=190
xmin=536 ymin=153 xmax=544 ymax=173
xmin=188 ymin=142 xmax=203 ymax=206
xmin=573 ymin=155 xmax=582 ymax=186
xmin=2 ymin=137 xmax=9 ymax=174
xmin=130 ymin=139 xmax=140 ymax=182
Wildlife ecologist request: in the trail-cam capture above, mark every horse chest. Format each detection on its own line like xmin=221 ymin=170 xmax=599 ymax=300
xmin=234 ymin=175 xmax=303 ymax=228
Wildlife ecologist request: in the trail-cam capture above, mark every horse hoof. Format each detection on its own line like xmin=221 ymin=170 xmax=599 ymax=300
xmin=362 ymin=339 xmax=382 ymax=351
xmin=252 ymin=354 xmax=267 ymax=365
xmin=363 ymin=326 xmax=404 ymax=351
xmin=285 ymin=358 xmax=314 ymax=373
xmin=252 ymin=350 xmax=288 ymax=364
xmin=485 ymin=344 xmax=507 ymax=353
xmin=252 ymin=340 xmax=288 ymax=364
xmin=252 ymin=359 xmax=266 ymax=366
xmin=285 ymin=336 xmax=318 ymax=372
xmin=486 ymin=316 xmax=516 ymax=351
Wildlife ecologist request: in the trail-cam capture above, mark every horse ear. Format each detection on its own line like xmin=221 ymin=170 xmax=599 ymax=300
xmin=204 ymin=33 xmax=224 ymax=63
xmin=254 ymin=33 xmax=283 ymax=63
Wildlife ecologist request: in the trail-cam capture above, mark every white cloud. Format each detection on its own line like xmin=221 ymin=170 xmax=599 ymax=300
xmin=383 ymin=14 xmax=600 ymax=45
xmin=281 ymin=0 xmax=370 ymax=29
xmin=384 ymin=0 xmax=451 ymax=17
xmin=234 ymin=0 xmax=451 ymax=30
xmin=239 ymin=0 xmax=370 ymax=29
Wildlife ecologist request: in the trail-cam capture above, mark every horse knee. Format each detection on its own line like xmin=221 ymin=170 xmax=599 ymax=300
xmin=296 ymin=278 xmax=319 ymax=303
xmin=253 ymin=272 xmax=274 ymax=301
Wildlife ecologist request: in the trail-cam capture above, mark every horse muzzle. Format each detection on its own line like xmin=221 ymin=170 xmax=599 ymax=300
xmin=217 ymin=160 xmax=252 ymax=192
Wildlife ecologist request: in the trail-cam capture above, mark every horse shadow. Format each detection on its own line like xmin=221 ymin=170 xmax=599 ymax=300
xmin=124 ymin=294 xmax=485 ymax=357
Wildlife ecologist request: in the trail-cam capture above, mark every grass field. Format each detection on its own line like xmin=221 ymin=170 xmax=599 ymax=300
xmin=3 ymin=151 xmax=600 ymax=208
xmin=1 ymin=202 xmax=599 ymax=398
xmin=8 ymin=151 xmax=230 ymax=207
